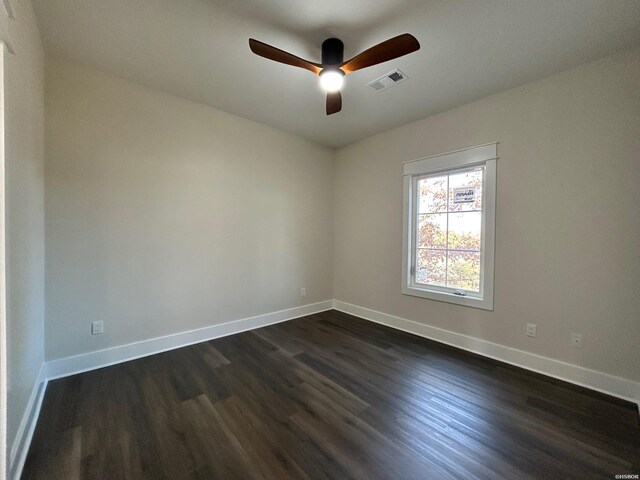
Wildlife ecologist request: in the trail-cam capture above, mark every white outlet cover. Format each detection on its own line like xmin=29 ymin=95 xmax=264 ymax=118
xmin=92 ymin=320 xmax=104 ymax=335
xmin=526 ymin=323 xmax=537 ymax=337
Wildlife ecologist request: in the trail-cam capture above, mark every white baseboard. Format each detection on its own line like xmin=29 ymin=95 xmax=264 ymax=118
xmin=9 ymin=362 xmax=48 ymax=480
xmin=46 ymin=300 xmax=333 ymax=381
xmin=333 ymin=300 xmax=640 ymax=408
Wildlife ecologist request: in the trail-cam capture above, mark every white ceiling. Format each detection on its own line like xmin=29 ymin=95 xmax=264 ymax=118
xmin=33 ymin=0 xmax=640 ymax=148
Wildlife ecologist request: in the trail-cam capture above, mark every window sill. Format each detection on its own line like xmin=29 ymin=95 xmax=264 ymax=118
xmin=401 ymin=285 xmax=494 ymax=311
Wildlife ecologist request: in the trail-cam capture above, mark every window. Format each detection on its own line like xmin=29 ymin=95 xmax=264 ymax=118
xmin=402 ymin=143 xmax=496 ymax=310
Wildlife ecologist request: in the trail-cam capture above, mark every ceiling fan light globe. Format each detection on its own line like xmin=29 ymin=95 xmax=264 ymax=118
xmin=319 ymin=70 xmax=344 ymax=92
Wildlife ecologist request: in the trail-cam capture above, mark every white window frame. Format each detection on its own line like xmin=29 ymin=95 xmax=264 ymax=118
xmin=402 ymin=143 xmax=497 ymax=310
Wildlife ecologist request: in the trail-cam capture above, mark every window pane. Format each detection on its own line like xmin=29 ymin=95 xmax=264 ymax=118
xmin=417 ymin=213 xmax=447 ymax=248
xmin=416 ymin=249 xmax=446 ymax=286
xmin=447 ymin=251 xmax=481 ymax=292
xmin=418 ymin=175 xmax=447 ymax=213
xmin=447 ymin=212 xmax=481 ymax=251
xmin=449 ymin=168 xmax=483 ymax=212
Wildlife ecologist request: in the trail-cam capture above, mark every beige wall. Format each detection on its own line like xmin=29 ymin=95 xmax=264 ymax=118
xmin=5 ymin=0 xmax=45 ymax=468
xmin=44 ymin=47 xmax=640 ymax=384
xmin=334 ymin=48 xmax=640 ymax=382
xmin=45 ymin=59 xmax=334 ymax=361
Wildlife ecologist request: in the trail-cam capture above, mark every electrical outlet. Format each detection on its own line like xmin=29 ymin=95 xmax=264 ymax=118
xmin=91 ymin=320 xmax=104 ymax=335
xmin=300 ymin=288 xmax=306 ymax=297
xmin=526 ymin=323 xmax=537 ymax=337
xmin=570 ymin=333 xmax=583 ymax=348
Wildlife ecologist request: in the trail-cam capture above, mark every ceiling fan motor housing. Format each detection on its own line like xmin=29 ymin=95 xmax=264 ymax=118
xmin=321 ymin=38 xmax=344 ymax=67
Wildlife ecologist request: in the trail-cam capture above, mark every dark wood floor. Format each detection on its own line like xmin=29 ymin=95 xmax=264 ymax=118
xmin=23 ymin=310 xmax=639 ymax=479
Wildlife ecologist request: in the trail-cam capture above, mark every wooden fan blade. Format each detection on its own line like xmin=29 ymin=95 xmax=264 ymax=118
xmin=340 ymin=34 xmax=420 ymax=74
xmin=249 ymin=38 xmax=322 ymax=75
xmin=326 ymin=91 xmax=342 ymax=115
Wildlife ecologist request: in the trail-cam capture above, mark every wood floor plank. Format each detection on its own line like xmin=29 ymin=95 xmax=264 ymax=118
xmin=180 ymin=394 xmax=264 ymax=480
xmin=136 ymin=373 xmax=196 ymax=479
xmin=22 ymin=310 xmax=640 ymax=479
xmin=23 ymin=426 xmax=82 ymax=480
xmin=215 ymin=395 xmax=311 ymax=480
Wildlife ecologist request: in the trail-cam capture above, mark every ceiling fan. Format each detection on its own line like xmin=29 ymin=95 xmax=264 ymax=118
xmin=249 ymin=34 xmax=420 ymax=115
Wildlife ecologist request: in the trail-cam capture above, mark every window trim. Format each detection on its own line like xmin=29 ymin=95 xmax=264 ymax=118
xmin=402 ymin=143 xmax=497 ymax=310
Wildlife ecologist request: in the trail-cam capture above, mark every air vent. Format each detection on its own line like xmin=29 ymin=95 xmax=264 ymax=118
xmin=367 ymin=69 xmax=408 ymax=92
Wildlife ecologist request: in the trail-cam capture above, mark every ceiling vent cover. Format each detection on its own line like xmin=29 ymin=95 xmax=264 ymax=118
xmin=367 ymin=69 xmax=408 ymax=92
